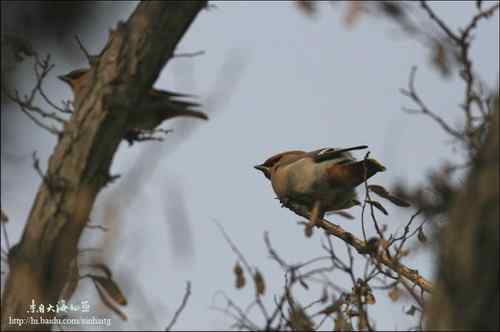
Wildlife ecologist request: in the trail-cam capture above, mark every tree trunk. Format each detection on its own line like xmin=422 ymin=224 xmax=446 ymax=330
xmin=427 ymin=98 xmax=499 ymax=330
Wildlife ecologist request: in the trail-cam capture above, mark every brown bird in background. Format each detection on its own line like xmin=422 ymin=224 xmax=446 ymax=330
xmin=58 ymin=68 xmax=208 ymax=144
xmin=255 ymin=146 xmax=387 ymax=233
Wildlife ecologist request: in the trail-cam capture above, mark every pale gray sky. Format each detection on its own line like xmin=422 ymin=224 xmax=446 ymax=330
xmin=1 ymin=1 xmax=498 ymax=331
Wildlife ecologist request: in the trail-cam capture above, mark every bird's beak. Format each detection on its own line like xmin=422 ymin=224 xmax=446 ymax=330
xmin=254 ymin=165 xmax=266 ymax=172
xmin=58 ymin=75 xmax=69 ymax=84
xmin=254 ymin=165 xmax=271 ymax=180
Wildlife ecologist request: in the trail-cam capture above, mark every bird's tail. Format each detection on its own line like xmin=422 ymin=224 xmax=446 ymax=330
xmin=159 ymin=108 xmax=208 ymax=121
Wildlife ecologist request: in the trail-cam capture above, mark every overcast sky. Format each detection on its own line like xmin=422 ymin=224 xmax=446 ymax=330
xmin=1 ymin=1 xmax=499 ymax=331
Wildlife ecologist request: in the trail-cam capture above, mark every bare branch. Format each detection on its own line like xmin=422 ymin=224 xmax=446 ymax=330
xmin=284 ymin=201 xmax=433 ymax=293
xmin=463 ymin=2 xmax=500 ymax=39
xmin=420 ymin=1 xmax=461 ymax=44
xmin=172 ymin=50 xmax=206 ymax=58
xmin=165 ymin=281 xmax=192 ymax=331
xmin=263 ymin=231 xmax=288 ymax=269
xmin=214 ymin=220 xmax=254 ymax=276
xmin=401 ymin=67 xmax=464 ymax=141
xmin=418 ymin=2 xmax=499 ymax=154
xmin=1 ymin=53 xmax=69 ymax=135
xmin=84 ymin=223 xmax=109 ymax=232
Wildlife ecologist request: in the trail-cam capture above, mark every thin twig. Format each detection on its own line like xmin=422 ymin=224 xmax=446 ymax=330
xmin=75 ymin=35 xmax=98 ymax=65
xmin=264 ymin=231 xmax=287 ymax=269
xmin=5 ymin=90 xmax=61 ymax=135
xmin=419 ymin=1 xmax=499 ymax=155
xmin=1 ymin=219 xmax=10 ymax=251
xmin=78 ymin=248 xmax=103 ymax=255
xmin=420 ymin=1 xmax=460 ymax=43
xmin=214 ymin=220 xmax=270 ymax=323
xmin=267 ymin=292 xmax=287 ymax=330
xmin=214 ymin=220 xmax=253 ymax=275
xmin=85 ymin=224 xmax=109 ymax=232
xmin=211 ymin=291 xmax=260 ymax=331
xmin=401 ymin=66 xmax=463 ymax=141
xmin=400 ymin=277 xmax=425 ymax=310
xmin=165 ymin=281 xmax=192 ymax=331
xmin=32 ymin=151 xmax=46 ymax=181
xmin=33 ymin=54 xmax=71 ymax=114
xmin=463 ymin=3 xmax=500 ymax=39
xmin=2 ymin=53 xmax=65 ymax=135
xmin=172 ymin=50 xmax=206 ymax=58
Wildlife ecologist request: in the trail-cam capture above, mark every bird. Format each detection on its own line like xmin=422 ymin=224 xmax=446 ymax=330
xmin=58 ymin=68 xmax=208 ymax=144
xmin=254 ymin=146 xmax=386 ymax=233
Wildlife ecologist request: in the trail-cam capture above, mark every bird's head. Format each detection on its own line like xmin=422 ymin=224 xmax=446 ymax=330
xmin=58 ymin=68 xmax=89 ymax=89
xmin=254 ymin=150 xmax=305 ymax=180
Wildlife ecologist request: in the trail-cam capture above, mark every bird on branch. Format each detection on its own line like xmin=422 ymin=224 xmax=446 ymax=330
xmin=58 ymin=68 xmax=208 ymax=144
xmin=254 ymin=146 xmax=388 ymax=235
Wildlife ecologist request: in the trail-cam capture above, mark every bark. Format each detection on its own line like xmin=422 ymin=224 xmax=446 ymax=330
xmin=1 ymin=2 xmax=206 ymax=330
xmin=427 ymin=99 xmax=499 ymax=330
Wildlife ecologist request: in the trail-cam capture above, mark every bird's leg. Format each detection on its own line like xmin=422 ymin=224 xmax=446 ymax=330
xmin=310 ymin=200 xmax=322 ymax=225
xmin=305 ymin=200 xmax=322 ymax=237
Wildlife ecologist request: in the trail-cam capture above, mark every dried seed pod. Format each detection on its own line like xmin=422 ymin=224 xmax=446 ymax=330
xmin=388 ymin=286 xmax=401 ymax=302
xmin=233 ymin=261 xmax=245 ymax=289
xmin=91 ymin=275 xmax=127 ymax=306
xmin=93 ymin=278 xmax=128 ymax=321
xmin=418 ymin=228 xmax=428 ymax=243
xmin=1 ymin=209 xmax=8 ymax=223
xmin=254 ymin=269 xmax=265 ymax=296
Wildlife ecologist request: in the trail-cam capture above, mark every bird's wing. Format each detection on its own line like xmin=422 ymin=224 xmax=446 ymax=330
xmin=311 ymin=145 xmax=367 ymax=163
xmin=148 ymin=89 xmax=202 ymax=110
xmin=326 ymin=158 xmax=386 ymax=188
xmin=144 ymin=89 xmax=207 ymax=120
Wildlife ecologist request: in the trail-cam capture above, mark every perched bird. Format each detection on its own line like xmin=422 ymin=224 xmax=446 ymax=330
xmin=58 ymin=68 xmax=90 ymax=98
xmin=58 ymin=68 xmax=208 ymax=144
xmin=254 ymin=146 xmax=386 ymax=232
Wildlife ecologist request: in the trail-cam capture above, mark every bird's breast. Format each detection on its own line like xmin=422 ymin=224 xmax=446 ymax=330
xmin=271 ymin=158 xmax=357 ymax=210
